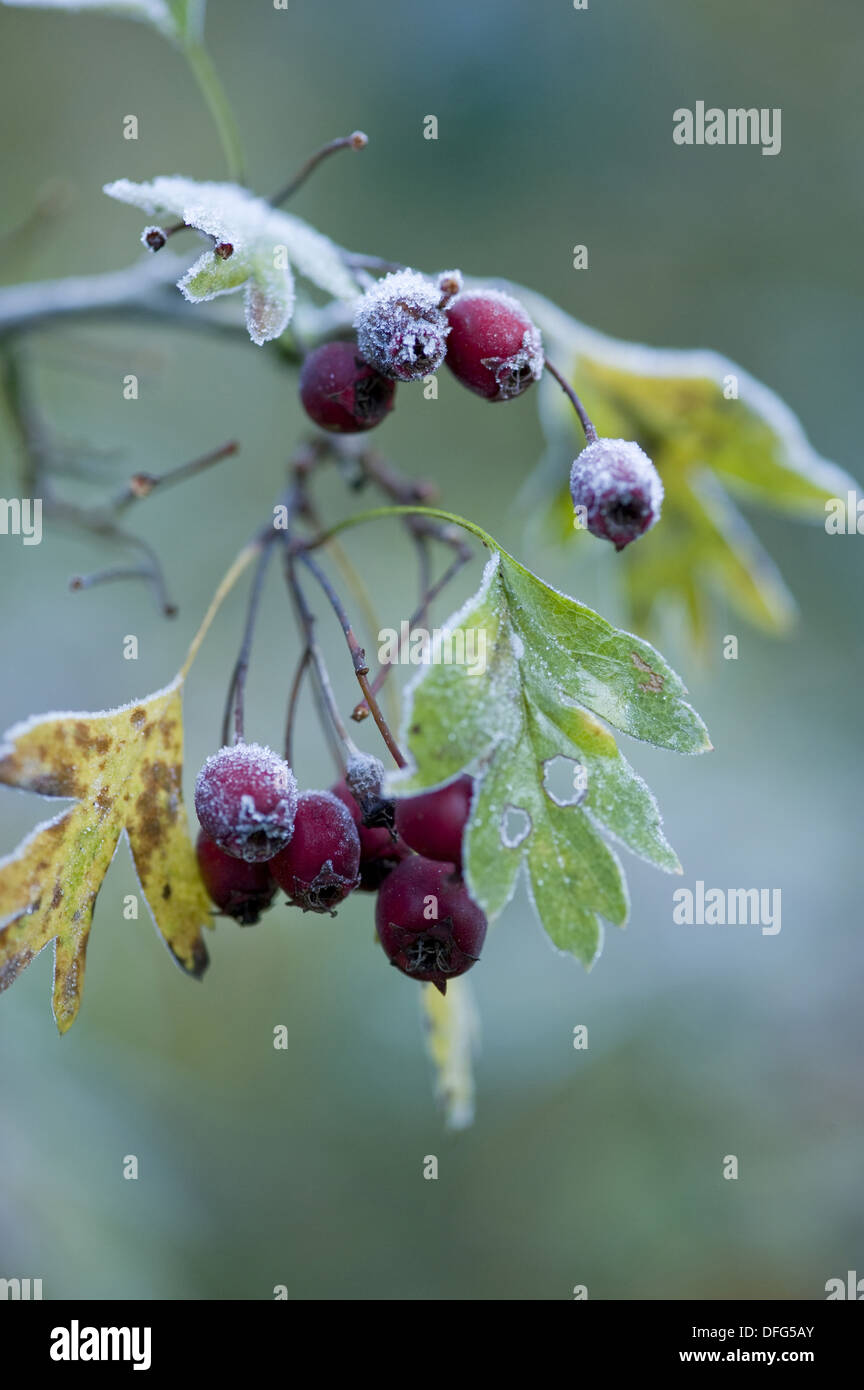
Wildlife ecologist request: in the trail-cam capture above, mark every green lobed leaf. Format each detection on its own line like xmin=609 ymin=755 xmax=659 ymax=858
xmin=505 ymin=284 xmax=858 ymax=642
xmin=391 ymin=546 xmax=708 ymax=967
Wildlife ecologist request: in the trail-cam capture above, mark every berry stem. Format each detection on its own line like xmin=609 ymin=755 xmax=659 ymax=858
xmin=221 ymin=531 xmax=279 ymax=746
xmin=283 ymin=544 xmax=357 ymax=762
xmin=298 ymin=552 xmax=407 ymax=769
xmin=284 ymin=646 xmax=312 ymax=770
xmin=543 ymin=357 xmax=598 ymax=444
xmin=271 ymin=131 xmax=368 ymax=207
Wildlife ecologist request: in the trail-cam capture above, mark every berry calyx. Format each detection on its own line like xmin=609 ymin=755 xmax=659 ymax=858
xmin=569 ymin=437 xmax=664 ymax=550
xmin=299 ymin=341 xmax=396 ymax=434
xmin=330 ymin=778 xmax=409 ymax=892
xmin=194 ymin=743 xmax=298 ymax=862
xmin=394 ymin=773 xmax=473 ymax=869
xmin=375 ymin=855 xmax=487 ymax=995
xmin=196 ymin=830 xmax=276 ymax=925
xmin=354 ymin=269 xmax=456 ymax=382
xmin=270 ymin=789 xmax=361 ymax=912
xmin=445 ymin=289 xmax=543 ymax=401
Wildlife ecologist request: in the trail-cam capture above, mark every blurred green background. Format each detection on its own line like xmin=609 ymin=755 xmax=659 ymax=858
xmin=0 ymin=0 xmax=861 ymax=1300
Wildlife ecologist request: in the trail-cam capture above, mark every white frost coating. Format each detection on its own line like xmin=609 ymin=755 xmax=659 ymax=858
xmin=194 ymin=742 xmax=298 ymax=860
xmin=1 ymin=0 xmax=175 ymax=35
xmin=345 ymin=752 xmax=385 ymax=801
xmin=570 ymin=438 xmax=663 ymax=517
xmin=507 ymin=279 xmax=856 ymax=508
xmin=509 ymin=631 xmax=525 ymax=661
xmin=103 ymin=177 xmax=359 ymax=345
xmin=353 ymin=268 xmax=451 ymax=381
xmin=499 ymin=805 xmax=531 ymax=849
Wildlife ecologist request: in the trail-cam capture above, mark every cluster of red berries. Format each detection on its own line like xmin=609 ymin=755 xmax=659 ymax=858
xmin=194 ymin=744 xmax=485 ymax=994
xmin=298 ymin=270 xmax=663 ymax=550
xmin=298 ymin=272 xmax=544 ymax=436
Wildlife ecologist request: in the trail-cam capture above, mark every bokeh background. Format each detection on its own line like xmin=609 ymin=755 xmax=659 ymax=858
xmin=0 ymin=0 xmax=861 ymax=1300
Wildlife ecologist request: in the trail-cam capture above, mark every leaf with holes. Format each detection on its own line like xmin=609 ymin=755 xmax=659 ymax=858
xmin=0 ymin=677 xmax=211 ymax=1033
xmin=507 ymin=284 xmax=857 ymax=644
xmin=390 ymin=547 xmax=710 ymax=967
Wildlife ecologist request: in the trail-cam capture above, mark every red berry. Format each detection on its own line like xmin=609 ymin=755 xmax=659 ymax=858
xmin=354 ymin=269 xmax=456 ymax=382
xmin=395 ymin=774 xmax=473 ymax=869
xmin=375 ymin=855 xmax=487 ymax=994
xmin=445 ymin=289 xmax=543 ymax=401
xmin=196 ymin=830 xmax=276 ymax=925
xmin=330 ymin=778 xmax=410 ymax=892
xmin=270 ymin=790 xmax=361 ymax=913
xmin=299 ymin=341 xmax=396 ymax=434
xmin=194 ymin=743 xmax=297 ymax=863
xmin=569 ymin=438 xmax=663 ymax=550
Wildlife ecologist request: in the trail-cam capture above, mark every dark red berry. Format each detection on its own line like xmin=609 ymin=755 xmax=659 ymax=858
xmin=375 ymin=855 xmax=487 ymax=995
xmin=196 ymin=830 xmax=276 ymax=925
xmin=569 ymin=438 xmax=664 ymax=551
xmin=299 ymin=341 xmax=396 ymax=434
xmin=445 ymin=289 xmax=543 ymax=401
xmin=194 ymin=742 xmax=297 ymax=863
xmin=330 ymin=778 xmax=410 ymax=892
xmin=395 ymin=774 xmax=473 ymax=869
xmin=270 ymin=790 xmax=361 ymax=913
xmin=354 ymin=269 xmax=457 ymax=382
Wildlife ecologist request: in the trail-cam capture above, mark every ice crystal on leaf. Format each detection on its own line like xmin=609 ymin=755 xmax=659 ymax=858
xmin=103 ymin=177 xmax=360 ymax=345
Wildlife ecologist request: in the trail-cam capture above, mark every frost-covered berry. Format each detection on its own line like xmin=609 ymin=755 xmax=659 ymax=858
xmin=569 ymin=437 xmax=664 ymax=551
xmin=194 ymin=743 xmax=297 ymax=863
xmin=270 ymin=790 xmax=361 ymax=913
xmin=395 ymin=774 xmax=473 ymax=869
xmin=376 ymin=855 xmax=487 ymax=995
xmin=445 ymin=289 xmax=543 ymax=401
xmin=196 ymin=830 xmax=276 ymax=925
xmin=299 ymin=341 xmax=396 ymax=434
xmin=330 ymin=778 xmax=409 ymax=892
xmin=354 ymin=269 xmax=455 ymax=382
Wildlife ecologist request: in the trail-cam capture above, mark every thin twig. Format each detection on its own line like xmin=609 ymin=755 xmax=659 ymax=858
xmin=284 ymin=646 xmax=312 ymax=770
xmin=272 ymin=131 xmax=368 ymax=207
xmin=298 ymin=551 xmax=407 ymax=769
xmin=220 ymin=533 xmax=278 ymax=747
xmin=544 ymin=356 xmax=598 ymax=444
xmin=112 ymin=439 xmax=239 ymax=512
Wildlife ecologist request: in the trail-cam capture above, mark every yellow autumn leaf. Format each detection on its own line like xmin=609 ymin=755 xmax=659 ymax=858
xmin=0 ymin=676 xmax=212 ymax=1033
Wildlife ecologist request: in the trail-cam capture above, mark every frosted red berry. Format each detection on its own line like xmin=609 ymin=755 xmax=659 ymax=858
xmin=354 ymin=269 xmax=457 ymax=382
xmin=569 ymin=437 xmax=664 ymax=551
xmin=330 ymin=778 xmax=409 ymax=892
xmin=196 ymin=830 xmax=276 ymax=925
xmin=270 ymin=789 xmax=361 ymax=912
xmin=194 ymin=742 xmax=297 ymax=863
xmin=376 ymin=855 xmax=487 ymax=994
xmin=445 ymin=289 xmax=543 ymax=401
xmin=395 ymin=774 xmax=473 ymax=869
xmin=299 ymin=341 xmax=396 ymax=434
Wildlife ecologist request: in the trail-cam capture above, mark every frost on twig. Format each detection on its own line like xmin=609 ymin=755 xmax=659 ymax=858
xmin=103 ymin=177 xmax=361 ymax=345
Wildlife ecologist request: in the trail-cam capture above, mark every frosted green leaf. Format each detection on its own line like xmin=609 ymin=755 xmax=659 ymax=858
xmin=103 ymin=176 xmax=359 ymax=345
xmin=391 ymin=548 xmax=707 ymax=966
xmin=1 ymin=0 xmax=178 ymax=36
xmin=506 ymin=283 xmax=857 ymax=641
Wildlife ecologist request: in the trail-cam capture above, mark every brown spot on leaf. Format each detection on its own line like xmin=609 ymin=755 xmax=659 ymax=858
xmin=162 ymin=882 xmax=172 ymax=900
xmin=51 ymin=882 xmax=63 ymax=910
xmin=630 ymin=651 xmax=664 ymax=692
xmin=129 ymin=708 xmax=147 ymax=728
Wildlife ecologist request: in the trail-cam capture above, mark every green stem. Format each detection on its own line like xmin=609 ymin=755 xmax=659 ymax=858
xmin=305 ymin=505 xmax=498 ymax=555
xmin=184 ymin=43 xmax=246 ymax=183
